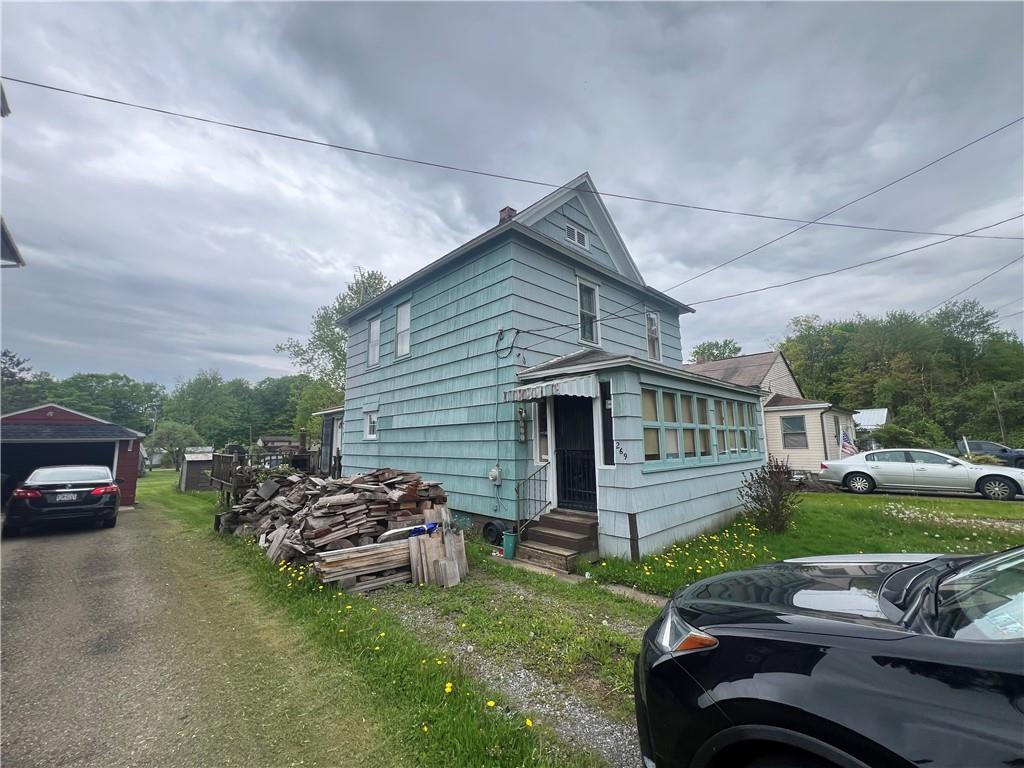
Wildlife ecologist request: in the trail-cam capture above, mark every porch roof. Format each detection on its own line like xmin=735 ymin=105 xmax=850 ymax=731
xmin=517 ymin=349 xmax=765 ymax=397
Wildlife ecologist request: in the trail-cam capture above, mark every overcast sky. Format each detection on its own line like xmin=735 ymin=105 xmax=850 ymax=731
xmin=2 ymin=2 xmax=1022 ymax=388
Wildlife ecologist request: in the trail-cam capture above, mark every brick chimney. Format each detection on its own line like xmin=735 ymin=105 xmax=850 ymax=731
xmin=499 ymin=206 xmax=517 ymax=224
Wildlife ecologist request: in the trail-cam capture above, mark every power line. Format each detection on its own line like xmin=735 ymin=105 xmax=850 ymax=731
xmin=3 ymin=74 xmax=1022 ymax=242
xmin=688 ymin=214 xmax=1023 ymax=306
xmin=998 ymin=309 xmax=1023 ymax=320
xmin=515 ymin=212 xmax=1022 ymax=353
xmin=993 ymin=296 xmax=1023 ymax=313
xmin=923 ymin=254 xmax=1024 ymax=314
xmin=674 ymin=115 xmax=1024 ymax=288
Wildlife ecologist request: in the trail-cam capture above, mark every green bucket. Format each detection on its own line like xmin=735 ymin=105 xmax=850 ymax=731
xmin=502 ymin=530 xmax=519 ymax=559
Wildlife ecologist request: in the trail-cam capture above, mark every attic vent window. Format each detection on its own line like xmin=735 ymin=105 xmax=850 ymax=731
xmin=565 ymin=223 xmax=588 ymax=250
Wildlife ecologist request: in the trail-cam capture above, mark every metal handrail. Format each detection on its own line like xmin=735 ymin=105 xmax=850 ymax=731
xmin=514 ymin=462 xmax=551 ymax=535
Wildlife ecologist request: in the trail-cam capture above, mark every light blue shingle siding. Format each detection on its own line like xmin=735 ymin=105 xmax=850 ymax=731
xmin=528 ymin=199 xmax=616 ymax=271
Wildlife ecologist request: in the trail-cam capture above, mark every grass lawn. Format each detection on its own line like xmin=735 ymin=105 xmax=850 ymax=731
xmin=583 ymin=491 xmax=1024 ymax=598
xmin=137 ymin=474 xmax=602 ymax=768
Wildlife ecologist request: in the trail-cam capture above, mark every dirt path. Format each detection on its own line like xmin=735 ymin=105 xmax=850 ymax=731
xmin=1 ymin=508 xmax=405 ymax=768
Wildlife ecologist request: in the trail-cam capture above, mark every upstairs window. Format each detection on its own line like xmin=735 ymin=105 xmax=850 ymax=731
xmin=578 ymin=280 xmax=600 ymax=345
xmin=645 ymin=310 xmax=662 ymax=361
xmin=396 ymin=301 xmax=411 ymax=358
xmin=367 ymin=318 xmax=381 ymax=367
xmin=565 ymin=222 xmax=589 ymax=249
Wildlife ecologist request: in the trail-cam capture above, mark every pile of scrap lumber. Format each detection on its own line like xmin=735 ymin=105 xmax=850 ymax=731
xmin=216 ymin=469 xmax=467 ymax=592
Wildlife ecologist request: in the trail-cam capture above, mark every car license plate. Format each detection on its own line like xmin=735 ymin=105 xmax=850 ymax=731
xmin=55 ymin=492 xmax=77 ymax=502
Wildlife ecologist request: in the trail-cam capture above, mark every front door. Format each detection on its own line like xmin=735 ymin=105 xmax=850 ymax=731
xmin=553 ymin=396 xmax=597 ymax=512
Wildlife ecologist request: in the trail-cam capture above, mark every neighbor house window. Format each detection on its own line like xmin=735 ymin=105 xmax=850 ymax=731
xmin=578 ymin=280 xmax=600 ymax=344
xmin=367 ymin=318 xmax=381 ymax=367
xmin=535 ymin=401 xmax=549 ymax=462
xmin=645 ymin=310 xmax=661 ymax=361
xmin=642 ymin=387 xmax=759 ymax=467
xmin=363 ymin=410 xmax=378 ymax=439
xmin=781 ymin=415 xmax=808 ymax=448
xmin=395 ymin=301 xmax=411 ymax=358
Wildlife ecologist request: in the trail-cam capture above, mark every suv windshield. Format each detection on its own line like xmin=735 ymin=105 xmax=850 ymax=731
xmin=28 ymin=466 xmax=112 ymax=483
xmin=934 ymin=549 xmax=1024 ymax=640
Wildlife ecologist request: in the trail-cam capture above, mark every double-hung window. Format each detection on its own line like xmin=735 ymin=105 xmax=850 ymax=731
xmin=364 ymin=410 xmax=379 ymax=439
xmin=578 ymin=280 xmax=600 ymax=345
xmin=781 ymin=415 xmax=808 ymax=448
xmin=642 ymin=386 xmax=759 ymax=467
xmin=367 ymin=317 xmax=381 ymax=368
xmin=395 ymin=301 xmax=411 ymax=358
xmin=645 ymin=310 xmax=661 ymax=361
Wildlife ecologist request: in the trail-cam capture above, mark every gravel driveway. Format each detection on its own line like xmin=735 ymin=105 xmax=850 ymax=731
xmin=1 ymin=507 xmax=400 ymax=768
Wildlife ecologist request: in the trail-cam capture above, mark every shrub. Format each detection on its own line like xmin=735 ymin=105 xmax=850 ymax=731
xmin=965 ymin=453 xmax=1004 ymax=466
xmin=738 ymin=457 xmax=801 ymax=533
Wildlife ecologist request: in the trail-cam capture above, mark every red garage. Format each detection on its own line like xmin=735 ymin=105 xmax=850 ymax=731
xmin=1 ymin=404 xmax=144 ymax=505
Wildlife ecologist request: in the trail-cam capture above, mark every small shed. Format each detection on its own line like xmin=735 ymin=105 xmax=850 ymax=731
xmin=0 ymin=403 xmax=144 ymax=504
xmin=179 ymin=452 xmax=215 ymax=492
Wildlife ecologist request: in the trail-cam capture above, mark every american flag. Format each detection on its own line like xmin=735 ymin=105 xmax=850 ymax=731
xmin=841 ymin=429 xmax=858 ymax=456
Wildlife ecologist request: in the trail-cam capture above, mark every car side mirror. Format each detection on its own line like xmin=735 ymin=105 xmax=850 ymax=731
xmin=114 ymin=478 xmax=124 ymax=484
xmin=1001 ymin=448 xmax=1009 ymax=453
xmin=946 ymin=459 xmax=959 ymax=467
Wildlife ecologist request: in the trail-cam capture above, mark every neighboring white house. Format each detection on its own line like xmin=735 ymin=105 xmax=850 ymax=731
xmin=684 ymin=351 xmax=858 ymax=474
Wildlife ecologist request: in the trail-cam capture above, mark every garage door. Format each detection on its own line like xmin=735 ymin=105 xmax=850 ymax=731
xmin=1 ymin=442 xmax=116 ymax=502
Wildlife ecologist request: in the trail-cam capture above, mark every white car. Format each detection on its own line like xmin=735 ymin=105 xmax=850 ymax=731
xmin=819 ymin=448 xmax=1024 ymax=500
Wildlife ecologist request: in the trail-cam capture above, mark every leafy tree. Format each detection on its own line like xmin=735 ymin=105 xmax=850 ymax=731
xmin=148 ymin=420 xmax=205 ymax=470
xmin=163 ymin=370 xmax=242 ymax=448
xmin=276 ymin=268 xmax=390 ymax=390
xmin=689 ymin=338 xmax=741 ymax=363
xmin=51 ymin=373 xmax=164 ymax=432
xmin=890 ymin=405 xmax=946 ymax=448
xmin=292 ymin=378 xmax=344 ymax=436
xmin=1 ymin=349 xmax=55 ymax=412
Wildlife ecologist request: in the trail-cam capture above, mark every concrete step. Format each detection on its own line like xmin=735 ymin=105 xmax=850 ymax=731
xmin=541 ymin=511 xmax=598 ymax=536
xmin=524 ymin=525 xmax=596 ymax=552
xmin=515 ymin=541 xmax=578 ymax=572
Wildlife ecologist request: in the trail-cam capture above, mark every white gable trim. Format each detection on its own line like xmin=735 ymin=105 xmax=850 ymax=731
xmin=1 ymin=402 xmax=110 ymax=423
xmin=513 ymin=172 xmax=645 ymax=285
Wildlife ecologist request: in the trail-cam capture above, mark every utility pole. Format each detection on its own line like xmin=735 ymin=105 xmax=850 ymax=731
xmin=993 ymin=386 xmax=1007 ymax=444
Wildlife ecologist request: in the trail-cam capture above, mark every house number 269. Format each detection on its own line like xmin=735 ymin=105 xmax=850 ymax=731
xmin=615 ymin=441 xmax=628 ymax=460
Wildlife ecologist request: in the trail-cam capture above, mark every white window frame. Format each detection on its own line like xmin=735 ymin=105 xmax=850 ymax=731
xmin=565 ymin=221 xmax=589 ymax=250
xmin=645 ymin=308 xmax=662 ymax=361
xmin=395 ymin=301 xmax=411 ymax=358
xmin=533 ymin=399 xmax=551 ymax=465
xmin=363 ymin=410 xmax=379 ymax=440
xmin=367 ymin=317 xmax=381 ymax=368
xmin=577 ymin=278 xmax=601 ymax=346
xmin=781 ymin=415 xmax=808 ymax=449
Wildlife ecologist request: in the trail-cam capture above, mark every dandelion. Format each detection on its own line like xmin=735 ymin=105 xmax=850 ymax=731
xmin=422 ymin=724 xmax=429 ymax=733
xmin=345 ymin=604 xmax=352 ymax=610
xmin=444 ymin=682 xmax=453 ymax=694
xmin=373 ymin=645 xmax=380 ymax=651
xmin=486 ymin=700 xmax=495 ymax=708
xmin=379 ymin=631 xmax=386 ymax=637
xmin=525 ymin=718 xmax=533 ymax=728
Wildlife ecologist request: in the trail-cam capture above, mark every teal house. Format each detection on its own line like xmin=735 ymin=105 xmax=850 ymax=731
xmin=340 ymin=173 xmax=765 ymax=564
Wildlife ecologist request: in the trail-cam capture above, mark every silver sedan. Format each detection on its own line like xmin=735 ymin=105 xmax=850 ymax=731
xmin=819 ymin=449 xmax=1024 ymax=500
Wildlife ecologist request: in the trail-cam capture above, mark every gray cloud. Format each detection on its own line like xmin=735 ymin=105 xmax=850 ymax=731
xmin=2 ymin=1 xmax=1021 ymax=386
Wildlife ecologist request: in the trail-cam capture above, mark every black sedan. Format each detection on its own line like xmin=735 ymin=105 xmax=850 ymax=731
xmin=635 ymin=548 xmax=1024 ymax=768
xmin=3 ymin=465 xmax=120 ymax=534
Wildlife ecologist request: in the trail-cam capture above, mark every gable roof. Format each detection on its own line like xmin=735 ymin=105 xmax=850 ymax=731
xmin=512 ymin=172 xmax=644 ymax=283
xmin=2 ymin=402 xmax=112 ymax=422
xmin=341 ymin=174 xmax=693 ymax=326
xmin=0 ymin=423 xmax=144 ymax=441
xmin=682 ymin=351 xmax=782 ymax=388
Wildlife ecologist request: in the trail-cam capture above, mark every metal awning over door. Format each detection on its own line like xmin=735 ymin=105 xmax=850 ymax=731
xmin=503 ymin=374 xmax=598 ymax=402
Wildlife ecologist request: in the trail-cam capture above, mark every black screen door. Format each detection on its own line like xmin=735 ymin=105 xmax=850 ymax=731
xmin=554 ymin=396 xmax=597 ymax=512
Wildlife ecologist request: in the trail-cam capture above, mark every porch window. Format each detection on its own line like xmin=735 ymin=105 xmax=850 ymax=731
xmin=367 ymin=317 xmax=381 ymax=367
xmin=536 ymin=401 xmax=549 ymax=462
xmin=395 ymin=301 xmax=411 ymax=358
xmin=645 ymin=310 xmax=661 ymax=361
xmin=600 ymin=381 xmax=614 ymax=466
xmin=642 ymin=386 xmax=759 ymax=468
xmin=781 ymin=415 xmax=808 ymax=448
xmin=578 ymin=280 xmax=600 ymax=345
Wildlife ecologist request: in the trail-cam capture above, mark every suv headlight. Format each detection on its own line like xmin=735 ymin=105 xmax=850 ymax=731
xmin=655 ymin=606 xmax=719 ymax=654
